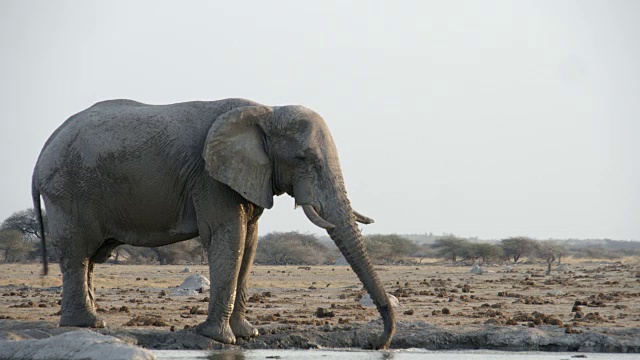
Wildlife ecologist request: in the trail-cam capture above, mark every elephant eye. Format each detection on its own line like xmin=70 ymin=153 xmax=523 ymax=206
xmin=294 ymin=155 xmax=306 ymax=162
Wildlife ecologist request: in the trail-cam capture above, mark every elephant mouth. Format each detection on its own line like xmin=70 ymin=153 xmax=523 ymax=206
xmin=292 ymin=181 xmax=373 ymax=229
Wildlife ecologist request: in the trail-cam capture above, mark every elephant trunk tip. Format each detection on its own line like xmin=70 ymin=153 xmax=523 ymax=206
xmin=373 ymin=303 xmax=396 ymax=350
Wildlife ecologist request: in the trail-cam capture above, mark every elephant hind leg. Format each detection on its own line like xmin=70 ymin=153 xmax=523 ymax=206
xmin=49 ymin=207 xmax=106 ymax=328
xmin=59 ymin=255 xmax=105 ymax=328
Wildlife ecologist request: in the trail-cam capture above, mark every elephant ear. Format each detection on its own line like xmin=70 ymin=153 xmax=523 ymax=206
xmin=203 ymin=105 xmax=274 ymax=209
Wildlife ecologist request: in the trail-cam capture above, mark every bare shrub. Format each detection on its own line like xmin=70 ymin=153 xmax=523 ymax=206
xmin=256 ymin=231 xmax=332 ymax=265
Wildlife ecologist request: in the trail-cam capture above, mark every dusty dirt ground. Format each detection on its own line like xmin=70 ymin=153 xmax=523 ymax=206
xmin=1 ymin=258 xmax=640 ymax=351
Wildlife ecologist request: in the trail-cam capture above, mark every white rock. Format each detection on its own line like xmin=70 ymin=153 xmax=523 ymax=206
xmin=170 ymin=274 xmax=210 ymax=296
xmin=360 ymin=293 xmax=400 ymax=308
xmin=0 ymin=330 xmax=155 ymax=360
xmin=180 ymin=267 xmax=191 ymax=273
xmin=470 ymin=265 xmax=484 ymax=274
xmin=169 ymin=288 xmax=198 ymax=296
xmin=547 ymin=290 xmax=566 ymax=297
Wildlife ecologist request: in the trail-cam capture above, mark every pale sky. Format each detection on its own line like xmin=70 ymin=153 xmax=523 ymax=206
xmin=1 ymin=1 xmax=638 ymax=240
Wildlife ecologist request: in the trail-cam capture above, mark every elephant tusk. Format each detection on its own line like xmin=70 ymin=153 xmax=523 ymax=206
xmin=354 ymin=210 xmax=374 ymax=225
xmin=302 ymin=205 xmax=335 ymax=230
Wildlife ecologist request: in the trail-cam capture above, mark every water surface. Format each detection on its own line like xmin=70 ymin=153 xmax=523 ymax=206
xmin=153 ymin=349 xmax=639 ymax=360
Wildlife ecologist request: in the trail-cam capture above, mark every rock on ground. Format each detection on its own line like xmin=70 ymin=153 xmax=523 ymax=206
xmin=170 ymin=274 xmax=210 ymax=296
xmin=0 ymin=330 xmax=155 ymax=360
xmin=360 ymin=293 xmax=400 ymax=308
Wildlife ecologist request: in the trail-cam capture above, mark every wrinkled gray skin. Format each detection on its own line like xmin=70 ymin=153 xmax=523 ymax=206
xmin=32 ymin=99 xmax=395 ymax=349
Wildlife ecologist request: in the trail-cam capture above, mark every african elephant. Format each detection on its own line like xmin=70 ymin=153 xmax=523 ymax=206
xmin=31 ymin=98 xmax=395 ymax=348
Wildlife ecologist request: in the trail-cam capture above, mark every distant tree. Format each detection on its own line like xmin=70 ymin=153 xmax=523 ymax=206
xmin=501 ymin=236 xmax=537 ymax=263
xmin=106 ymin=237 xmax=205 ymax=265
xmin=555 ymin=243 xmax=566 ymax=265
xmin=457 ymin=242 xmax=479 ymax=265
xmin=432 ymin=235 xmax=469 ymax=262
xmin=414 ymin=243 xmax=438 ymax=263
xmin=1 ymin=208 xmax=54 ymax=260
xmin=116 ymin=246 xmax=157 ymax=264
xmin=472 ymin=243 xmax=504 ymax=265
xmin=537 ymin=241 xmax=562 ymax=274
xmin=256 ymin=232 xmax=332 ymax=265
xmin=363 ymin=234 xmax=418 ymax=263
xmin=150 ymin=246 xmax=180 ymax=265
xmin=150 ymin=238 xmax=205 ymax=265
xmin=1 ymin=208 xmax=47 ymax=241
xmin=0 ymin=230 xmax=35 ymax=262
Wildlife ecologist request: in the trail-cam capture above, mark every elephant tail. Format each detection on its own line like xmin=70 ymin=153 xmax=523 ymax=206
xmin=32 ymin=176 xmax=48 ymax=276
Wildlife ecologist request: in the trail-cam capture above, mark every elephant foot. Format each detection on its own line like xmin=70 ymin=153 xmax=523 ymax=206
xmin=230 ymin=316 xmax=259 ymax=338
xmin=196 ymin=320 xmax=236 ymax=344
xmin=60 ymin=312 xmax=106 ymax=328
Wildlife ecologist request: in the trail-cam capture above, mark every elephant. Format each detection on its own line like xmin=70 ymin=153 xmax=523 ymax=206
xmin=31 ymin=98 xmax=395 ymax=348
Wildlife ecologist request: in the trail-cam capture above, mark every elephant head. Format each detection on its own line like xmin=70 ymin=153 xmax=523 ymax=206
xmin=203 ymin=105 xmax=395 ymax=349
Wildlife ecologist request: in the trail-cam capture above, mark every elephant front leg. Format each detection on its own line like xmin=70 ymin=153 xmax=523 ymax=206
xmin=195 ymin=220 xmax=246 ymax=344
xmin=230 ymin=218 xmax=260 ymax=338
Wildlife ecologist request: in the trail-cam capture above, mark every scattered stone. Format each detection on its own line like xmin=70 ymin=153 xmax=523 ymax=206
xmin=556 ymin=264 xmax=571 ymax=271
xmin=470 ymin=265 xmax=484 ymax=274
xmin=9 ymin=301 xmax=35 ymax=308
xmin=170 ymin=274 xmax=210 ymax=296
xmin=315 ymin=307 xmax=335 ymax=318
xmin=580 ymin=312 xmax=606 ymax=323
xmin=547 ymin=290 xmax=566 ymax=297
xmin=125 ymin=314 xmax=168 ymax=326
xmin=180 ymin=267 xmax=191 ymax=273
xmin=359 ymin=293 xmax=399 ymax=308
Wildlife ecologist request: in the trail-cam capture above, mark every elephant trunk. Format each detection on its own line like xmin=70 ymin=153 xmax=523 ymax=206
xmin=328 ymin=217 xmax=395 ymax=349
xmin=298 ymin=179 xmax=395 ymax=349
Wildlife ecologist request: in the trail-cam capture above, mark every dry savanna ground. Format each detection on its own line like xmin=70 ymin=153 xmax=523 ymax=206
xmin=1 ymin=258 xmax=640 ymax=336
